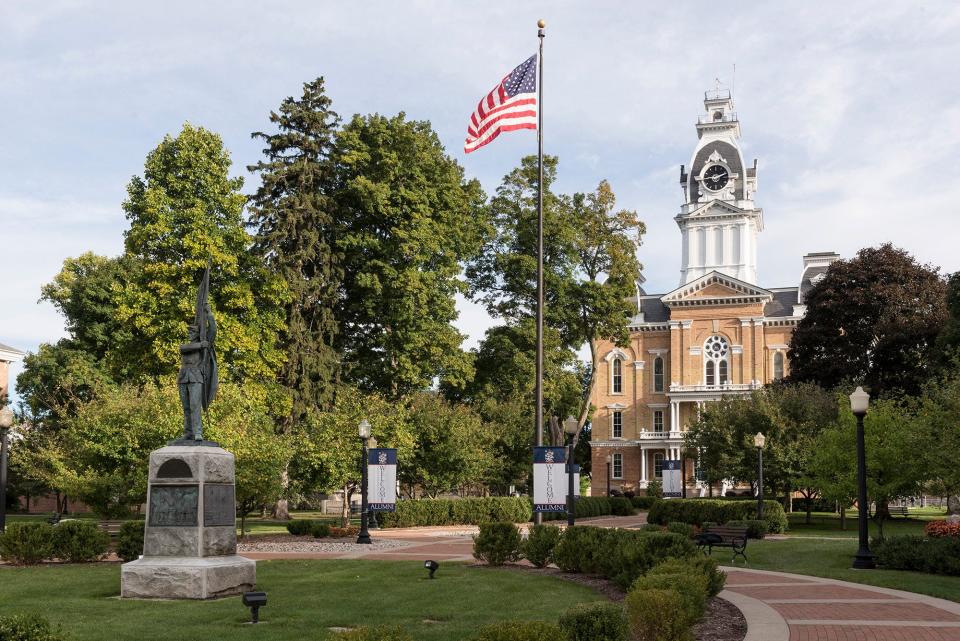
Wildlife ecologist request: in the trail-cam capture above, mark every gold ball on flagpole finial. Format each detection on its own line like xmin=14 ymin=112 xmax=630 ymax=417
xmin=537 ymin=19 xmax=546 ymax=28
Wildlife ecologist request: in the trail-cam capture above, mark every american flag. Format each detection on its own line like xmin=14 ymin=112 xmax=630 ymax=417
xmin=464 ymin=54 xmax=538 ymax=154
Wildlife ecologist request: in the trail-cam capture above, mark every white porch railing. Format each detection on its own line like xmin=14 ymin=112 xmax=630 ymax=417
xmin=669 ymin=383 xmax=759 ymax=393
xmin=639 ymin=430 xmax=684 ymax=440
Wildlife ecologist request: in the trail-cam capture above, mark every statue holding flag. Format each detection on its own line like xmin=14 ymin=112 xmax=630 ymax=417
xmin=177 ymin=266 xmax=218 ymax=441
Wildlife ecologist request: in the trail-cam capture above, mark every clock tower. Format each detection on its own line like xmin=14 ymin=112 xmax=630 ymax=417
xmin=676 ymin=88 xmax=763 ymax=285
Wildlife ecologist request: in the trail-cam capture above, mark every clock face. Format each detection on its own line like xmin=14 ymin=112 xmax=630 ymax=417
xmin=702 ymin=164 xmax=729 ymax=191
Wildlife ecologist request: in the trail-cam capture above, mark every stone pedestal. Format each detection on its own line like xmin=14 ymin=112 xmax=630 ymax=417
xmin=121 ymin=445 xmax=255 ymax=599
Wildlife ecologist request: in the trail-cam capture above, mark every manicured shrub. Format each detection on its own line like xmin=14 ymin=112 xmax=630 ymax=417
xmin=470 ymin=621 xmax=563 ymax=641
xmin=523 ymin=524 xmax=561 ymax=568
xmin=925 ymin=520 xmax=960 ymax=538
xmin=666 ymin=522 xmax=696 ymax=538
xmin=311 ymin=523 xmax=332 ymax=538
xmin=558 ymin=602 xmax=628 ymax=641
xmin=875 ymin=535 xmax=960 ymax=576
xmin=610 ymin=497 xmax=634 ymax=516
xmin=0 ymin=523 xmax=55 ymax=564
xmin=653 ymin=556 xmax=726 ymax=598
xmin=473 ymin=522 xmax=522 ymax=566
xmin=52 ymin=520 xmax=109 ymax=562
xmin=624 ymin=588 xmax=690 ymax=641
xmin=647 ymin=498 xmax=787 ymax=534
xmin=331 ymin=626 xmax=414 ymax=640
xmin=645 ymin=480 xmax=663 ymax=499
xmin=329 ymin=526 xmax=358 ymax=538
xmin=379 ymin=497 xmax=532 ymax=528
xmin=725 ymin=519 xmax=767 ymax=539
xmin=117 ymin=520 xmax=145 ymax=562
xmin=286 ymin=519 xmax=314 ymax=536
xmin=630 ymin=496 xmax=659 ymax=510
xmin=0 ymin=614 xmax=67 ymax=641
xmin=632 ymin=570 xmax=707 ymax=625
xmin=555 ymin=526 xmax=696 ymax=588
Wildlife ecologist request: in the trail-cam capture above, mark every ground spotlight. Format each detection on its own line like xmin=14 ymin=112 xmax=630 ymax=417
xmin=242 ymin=591 xmax=267 ymax=623
xmin=424 ymin=559 xmax=440 ymax=579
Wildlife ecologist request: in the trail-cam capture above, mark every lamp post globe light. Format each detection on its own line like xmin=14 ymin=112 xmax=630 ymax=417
xmin=605 ymin=454 xmax=612 ymax=497
xmin=563 ymin=416 xmax=578 ymax=526
xmin=357 ymin=419 xmax=372 ymax=544
xmin=754 ymin=432 xmax=766 ymax=521
xmin=0 ymin=406 xmax=14 ymax=533
xmin=850 ymin=386 xmax=875 ymax=569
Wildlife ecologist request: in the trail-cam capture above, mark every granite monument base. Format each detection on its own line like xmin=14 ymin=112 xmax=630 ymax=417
xmin=121 ymin=555 xmax=255 ymax=600
xmin=121 ymin=444 xmax=256 ymax=599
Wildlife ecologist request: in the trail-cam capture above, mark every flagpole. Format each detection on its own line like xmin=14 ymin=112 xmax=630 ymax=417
xmin=534 ymin=18 xmax=545 ymax=526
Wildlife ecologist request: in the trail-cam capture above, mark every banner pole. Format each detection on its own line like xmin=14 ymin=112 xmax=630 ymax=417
xmin=534 ymin=18 xmax=546 ymax=526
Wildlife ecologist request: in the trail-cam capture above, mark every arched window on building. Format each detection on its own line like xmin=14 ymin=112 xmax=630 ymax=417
xmin=704 ymin=335 xmax=730 ymax=388
xmin=654 ymin=453 xmax=665 ymax=478
xmin=653 ymin=356 xmax=664 ymax=392
xmin=612 ymin=358 xmax=623 ymax=394
xmin=773 ymin=351 xmax=785 ymax=381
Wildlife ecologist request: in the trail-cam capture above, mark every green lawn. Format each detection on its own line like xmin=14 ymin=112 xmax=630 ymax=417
xmin=0 ymin=560 xmax=602 ymax=641
xmin=784 ymin=510 xmax=941 ymax=538
xmin=738 ymin=537 xmax=960 ymax=602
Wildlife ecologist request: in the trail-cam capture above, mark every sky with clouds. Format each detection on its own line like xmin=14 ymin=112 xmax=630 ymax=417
xmin=3 ymin=1 xmax=960 ymax=402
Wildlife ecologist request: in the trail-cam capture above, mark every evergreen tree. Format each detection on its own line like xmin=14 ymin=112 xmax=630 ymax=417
xmin=248 ymin=77 xmax=343 ymax=419
xmin=332 ymin=113 xmax=488 ymax=397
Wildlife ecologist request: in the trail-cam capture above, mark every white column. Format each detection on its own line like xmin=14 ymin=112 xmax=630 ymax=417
xmin=670 ymin=401 xmax=678 ymax=432
xmin=640 ymin=448 xmax=648 ymax=482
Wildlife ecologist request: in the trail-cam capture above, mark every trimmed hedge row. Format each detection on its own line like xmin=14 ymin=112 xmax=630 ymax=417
xmin=541 ymin=496 xmax=634 ymax=521
xmin=647 ymin=498 xmax=788 ymax=534
xmin=625 ymin=555 xmax=723 ymax=640
xmin=379 ymin=497 xmax=532 ymax=527
xmin=0 ymin=521 xmax=110 ymax=564
xmin=875 ymin=535 xmax=960 ymax=575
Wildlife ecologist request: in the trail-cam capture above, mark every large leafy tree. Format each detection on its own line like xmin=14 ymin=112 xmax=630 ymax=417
xmin=332 ymin=113 xmax=489 ymax=397
xmin=935 ymin=271 xmax=960 ymax=367
xmin=248 ymin=77 xmax=343 ymax=419
xmin=789 ymin=244 xmax=947 ymax=396
xmin=401 ymin=393 xmax=495 ymax=498
xmin=17 ymin=253 xmax=127 ymax=423
xmin=466 ymin=157 xmax=644 ymax=457
xmin=113 ymin=123 xmax=287 ymax=386
xmin=294 ymin=387 xmax=414 ymax=526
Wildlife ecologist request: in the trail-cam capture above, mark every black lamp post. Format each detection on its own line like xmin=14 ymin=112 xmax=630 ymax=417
xmin=850 ymin=386 xmax=876 ymax=569
xmin=754 ymin=432 xmax=766 ymax=521
xmin=0 ymin=406 xmax=13 ymax=533
xmin=563 ymin=416 xmax=578 ymax=527
xmin=605 ymin=454 xmax=612 ymax=496
xmin=357 ymin=419 xmax=372 ymax=545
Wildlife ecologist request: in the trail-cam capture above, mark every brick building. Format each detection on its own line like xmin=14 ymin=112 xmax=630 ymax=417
xmin=589 ymin=90 xmax=837 ymax=496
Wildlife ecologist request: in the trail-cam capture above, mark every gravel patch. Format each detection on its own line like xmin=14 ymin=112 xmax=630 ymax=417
xmin=238 ymin=535 xmax=410 ymax=553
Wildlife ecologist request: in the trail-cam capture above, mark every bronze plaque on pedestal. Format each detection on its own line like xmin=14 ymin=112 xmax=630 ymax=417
xmin=149 ymin=485 xmax=199 ymax=527
xmin=203 ymin=484 xmax=235 ymax=527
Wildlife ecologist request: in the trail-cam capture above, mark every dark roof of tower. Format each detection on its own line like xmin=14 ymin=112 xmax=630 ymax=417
xmin=689 ymin=140 xmax=745 ymax=203
xmin=763 ymin=288 xmax=800 ymax=317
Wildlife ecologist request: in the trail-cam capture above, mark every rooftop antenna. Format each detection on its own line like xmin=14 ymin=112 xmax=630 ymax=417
xmin=732 ymin=63 xmax=736 ymax=102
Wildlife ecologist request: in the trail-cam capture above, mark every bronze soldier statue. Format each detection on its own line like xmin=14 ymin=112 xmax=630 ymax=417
xmin=177 ymin=267 xmax=218 ymax=442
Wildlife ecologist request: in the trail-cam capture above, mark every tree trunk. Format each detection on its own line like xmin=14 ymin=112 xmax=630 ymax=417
xmin=272 ymin=463 xmax=291 ymax=520
xmin=341 ymin=484 xmax=352 ymax=528
xmin=839 ymin=504 xmax=846 ymax=530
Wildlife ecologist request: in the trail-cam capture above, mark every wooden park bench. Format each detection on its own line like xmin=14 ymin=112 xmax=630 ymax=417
xmin=695 ymin=525 xmax=749 ymax=563
xmin=98 ymin=521 xmax=127 ymax=537
xmin=889 ymin=506 xmax=909 ymax=518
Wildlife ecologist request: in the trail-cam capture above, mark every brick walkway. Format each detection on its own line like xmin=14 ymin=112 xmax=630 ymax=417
xmin=720 ymin=567 xmax=960 ymax=641
xmin=243 ymin=514 xmax=649 ymax=563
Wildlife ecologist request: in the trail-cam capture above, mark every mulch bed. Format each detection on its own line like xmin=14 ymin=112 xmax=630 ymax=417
xmin=476 ymin=564 xmax=746 ymax=641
